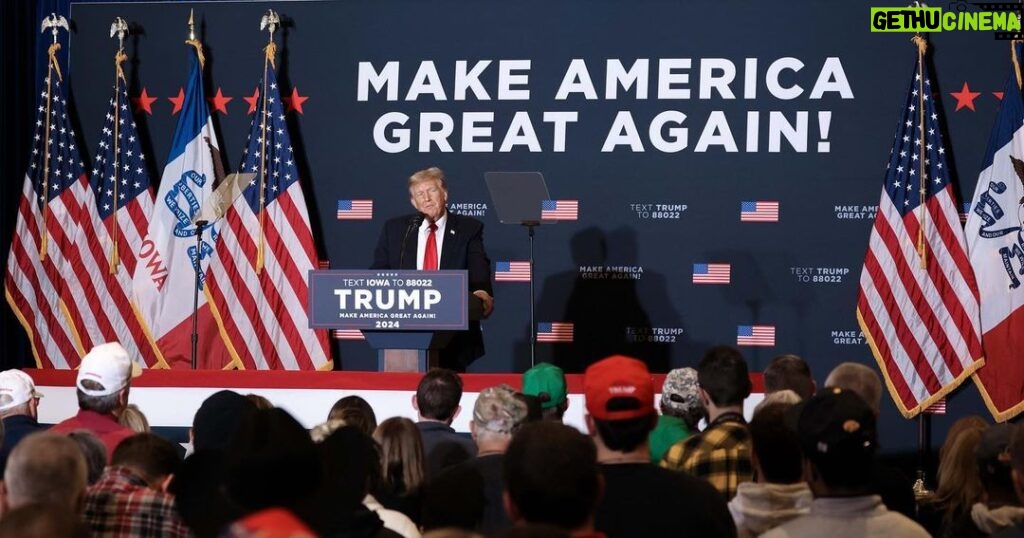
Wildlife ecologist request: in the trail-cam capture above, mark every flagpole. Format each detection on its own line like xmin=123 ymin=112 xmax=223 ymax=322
xmin=109 ymin=18 xmax=129 ymax=273
xmin=913 ymin=35 xmax=928 ymax=269
xmin=255 ymin=10 xmax=280 ymax=275
xmin=39 ymin=14 xmax=67 ymax=261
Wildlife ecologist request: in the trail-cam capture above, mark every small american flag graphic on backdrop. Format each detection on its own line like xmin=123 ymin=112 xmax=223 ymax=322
xmin=495 ymin=261 xmax=531 ymax=282
xmin=692 ymin=263 xmax=731 ymax=284
xmin=333 ymin=329 xmax=365 ymax=340
xmin=337 ymin=199 xmax=373 ymax=220
xmin=736 ymin=325 xmax=775 ymax=346
xmin=960 ymin=202 xmax=971 ymax=223
xmin=537 ymin=322 xmax=574 ymax=342
xmin=740 ymin=201 xmax=779 ymax=222
xmin=541 ymin=200 xmax=578 ymax=220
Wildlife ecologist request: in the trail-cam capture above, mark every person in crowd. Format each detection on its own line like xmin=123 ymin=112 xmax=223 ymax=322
xmin=421 ymin=464 xmax=487 ymax=533
xmin=82 ymin=433 xmax=189 ymax=537
xmin=503 ymin=421 xmax=604 ymax=537
xmin=993 ymin=426 xmax=1024 ymax=537
xmin=428 ymin=385 xmax=528 ymax=534
xmin=752 ymin=389 xmax=802 ymax=415
xmin=171 ymin=390 xmax=258 ymax=538
xmin=661 ymin=345 xmax=753 ymax=499
xmin=225 ymin=409 xmax=320 ymax=521
xmin=583 ymin=355 xmax=735 ymax=537
xmin=763 ymin=354 xmax=816 ymax=400
xmin=944 ymin=424 xmax=1024 ymax=537
xmin=305 ymin=425 xmax=407 ymax=538
xmin=522 ymin=363 xmax=569 ymax=422
xmin=118 ymin=403 xmax=150 ymax=433
xmin=760 ymin=388 xmax=929 ymax=538
xmin=68 ymin=430 xmax=108 ymax=485
xmin=918 ymin=416 xmax=988 ymax=535
xmin=0 ymin=502 xmax=88 ymax=538
xmin=371 ymin=167 xmax=494 ymax=371
xmin=328 ymin=395 xmax=379 ymax=437
xmin=310 ymin=419 xmax=348 ymax=443
xmin=2 ymin=432 xmax=88 ymax=514
xmin=244 ymin=394 xmax=273 ymax=410
xmin=823 ymin=362 xmax=916 ymax=519
xmin=50 ymin=343 xmax=139 ymax=457
xmin=648 ymin=366 xmax=704 ymax=462
xmin=0 ymin=369 xmax=44 ymax=474
xmin=374 ymin=416 xmax=427 ymax=524
xmin=219 ymin=508 xmax=317 ymax=538
xmin=729 ymin=402 xmax=812 ymax=537
xmin=413 ymin=368 xmax=477 ymax=478
xmin=514 ymin=392 xmax=543 ymax=423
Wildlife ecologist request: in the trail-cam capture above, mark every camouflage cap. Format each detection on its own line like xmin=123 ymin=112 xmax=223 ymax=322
xmin=660 ymin=367 xmax=703 ymax=416
xmin=473 ymin=385 xmax=528 ymax=434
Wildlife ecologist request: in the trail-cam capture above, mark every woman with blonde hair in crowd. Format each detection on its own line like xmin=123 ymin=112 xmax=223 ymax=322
xmin=917 ymin=415 xmax=988 ymax=535
xmin=118 ymin=404 xmax=150 ymax=433
xmin=374 ymin=417 xmax=426 ymax=525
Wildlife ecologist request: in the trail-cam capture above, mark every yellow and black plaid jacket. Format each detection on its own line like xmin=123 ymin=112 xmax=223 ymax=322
xmin=659 ymin=412 xmax=752 ymax=500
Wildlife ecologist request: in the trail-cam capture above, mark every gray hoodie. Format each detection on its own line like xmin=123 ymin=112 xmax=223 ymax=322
xmin=728 ymin=482 xmax=813 ymax=537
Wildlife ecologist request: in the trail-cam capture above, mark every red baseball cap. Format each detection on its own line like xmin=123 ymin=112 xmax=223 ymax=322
xmin=584 ymin=355 xmax=655 ymax=421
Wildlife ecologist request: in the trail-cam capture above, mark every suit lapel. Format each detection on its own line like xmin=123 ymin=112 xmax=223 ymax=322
xmin=402 ymin=217 xmax=418 ymax=269
xmin=439 ymin=213 xmax=457 ymax=269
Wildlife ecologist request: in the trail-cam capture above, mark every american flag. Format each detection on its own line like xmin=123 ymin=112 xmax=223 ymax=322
xmin=495 ymin=261 xmax=531 ymax=282
xmin=692 ymin=263 xmax=731 ymax=284
xmin=5 ymin=65 xmax=85 ymax=367
xmin=965 ymin=42 xmax=1024 ymax=421
xmin=332 ymin=329 xmax=365 ymax=340
xmin=537 ymin=322 xmax=574 ymax=343
xmin=541 ymin=200 xmax=578 ymax=221
xmin=923 ymin=398 xmax=947 ymax=415
xmin=959 ymin=202 xmax=970 ymax=223
xmin=204 ymin=60 xmax=331 ymax=370
xmin=736 ymin=325 xmax=775 ymax=347
xmin=63 ymin=63 xmax=165 ymax=368
xmin=337 ymin=199 xmax=373 ymax=220
xmin=857 ymin=52 xmax=982 ymax=419
xmin=740 ymin=201 xmax=779 ymax=222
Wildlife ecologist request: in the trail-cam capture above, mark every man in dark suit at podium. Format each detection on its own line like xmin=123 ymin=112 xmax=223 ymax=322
xmin=371 ymin=167 xmax=494 ymax=371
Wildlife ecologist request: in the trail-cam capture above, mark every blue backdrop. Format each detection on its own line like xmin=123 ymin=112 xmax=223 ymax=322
xmin=6 ymin=0 xmax=1016 ymax=451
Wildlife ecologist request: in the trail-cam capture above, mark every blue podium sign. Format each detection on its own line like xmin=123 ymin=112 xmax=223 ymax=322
xmin=308 ymin=270 xmax=469 ymax=331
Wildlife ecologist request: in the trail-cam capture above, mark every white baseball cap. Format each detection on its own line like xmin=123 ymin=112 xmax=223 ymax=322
xmin=76 ymin=343 xmax=142 ymax=396
xmin=0 ymin=370 xmax=38 ymax=411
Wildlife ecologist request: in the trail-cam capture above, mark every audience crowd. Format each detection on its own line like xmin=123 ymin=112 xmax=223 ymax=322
xmin=0 ymin=341 xmax=1016 ymax=537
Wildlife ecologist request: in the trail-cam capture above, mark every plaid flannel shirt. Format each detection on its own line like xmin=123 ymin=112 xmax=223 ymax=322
xmin=83 ymin=466 xmax=189 ymax=538
xmin=659 ymin=412 xmax=752 ymax=499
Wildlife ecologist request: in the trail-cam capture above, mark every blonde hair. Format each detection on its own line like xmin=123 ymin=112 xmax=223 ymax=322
xmin=930 ymin=420 xmax=987 ymax=526
xmin=310 ymin=418 xmax=347 ymax=443
xmin=118 ymin=404 xmax=150 ymax=433
xmin=824 ymin=362 xmax=882 ymax=415
xmin=408 ymin=167 xmax=447 ymax=191
xmin=374 ymin=417 xmax=426 ymax=494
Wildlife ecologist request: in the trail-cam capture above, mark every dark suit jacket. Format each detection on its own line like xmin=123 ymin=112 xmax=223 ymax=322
xmin=371 ymin=212 xmax=492 ymax=369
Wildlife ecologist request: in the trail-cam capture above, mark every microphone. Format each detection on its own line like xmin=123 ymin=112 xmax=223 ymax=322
xmin=399 ymin=213 xmax=425 ymax=269
xmin=194 ymin=219 xmax=209 ymax=230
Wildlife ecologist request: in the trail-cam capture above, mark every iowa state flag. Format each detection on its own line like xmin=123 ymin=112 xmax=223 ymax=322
xmin=133 ymin=45 xmax=229 ymax=368
xmin=965 ymin=43 xmax=1024 ymax=421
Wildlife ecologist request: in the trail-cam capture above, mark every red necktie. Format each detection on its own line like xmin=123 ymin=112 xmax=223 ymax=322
xmin=423 ymin=223 xmax=438 ymax=271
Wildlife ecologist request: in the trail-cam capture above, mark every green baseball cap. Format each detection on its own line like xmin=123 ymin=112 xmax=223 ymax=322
xmin=522 ymin=363 xmax=567 ymax=410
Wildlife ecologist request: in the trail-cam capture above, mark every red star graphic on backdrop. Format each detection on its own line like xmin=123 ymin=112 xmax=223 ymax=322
xmin=949 ymin=82 xmax=981 ymax=112
xmin=168 ymin=88 xmax=185 ymax=115
xmin=208 ymin=88 xmax=233 ymax=115
xmin=283 ymin=87 xmax=309 ymax=114
xmin=994 ymin=91 xmax=1005 ymax=101
xmin=132 ymin=88 xmax=157 ymax=115
xmin=243 ymin=87 xmax=260 ymax=114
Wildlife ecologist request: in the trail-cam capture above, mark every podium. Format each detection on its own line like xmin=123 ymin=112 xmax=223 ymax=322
xmin=308 ymin=269 xmax=477 ymax=372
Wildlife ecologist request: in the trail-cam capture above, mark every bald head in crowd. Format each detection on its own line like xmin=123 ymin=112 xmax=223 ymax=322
xmin=2 ymin=432 xmax=87 ymax=512
xmin=824 ymin=362 xmax=882 ymax=415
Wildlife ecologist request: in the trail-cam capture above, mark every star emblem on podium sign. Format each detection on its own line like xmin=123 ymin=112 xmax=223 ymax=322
xmin=208 ymin=87 xmax=232 ymax=115
xmin=132 ymin=87 xmax=157 ymax=115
